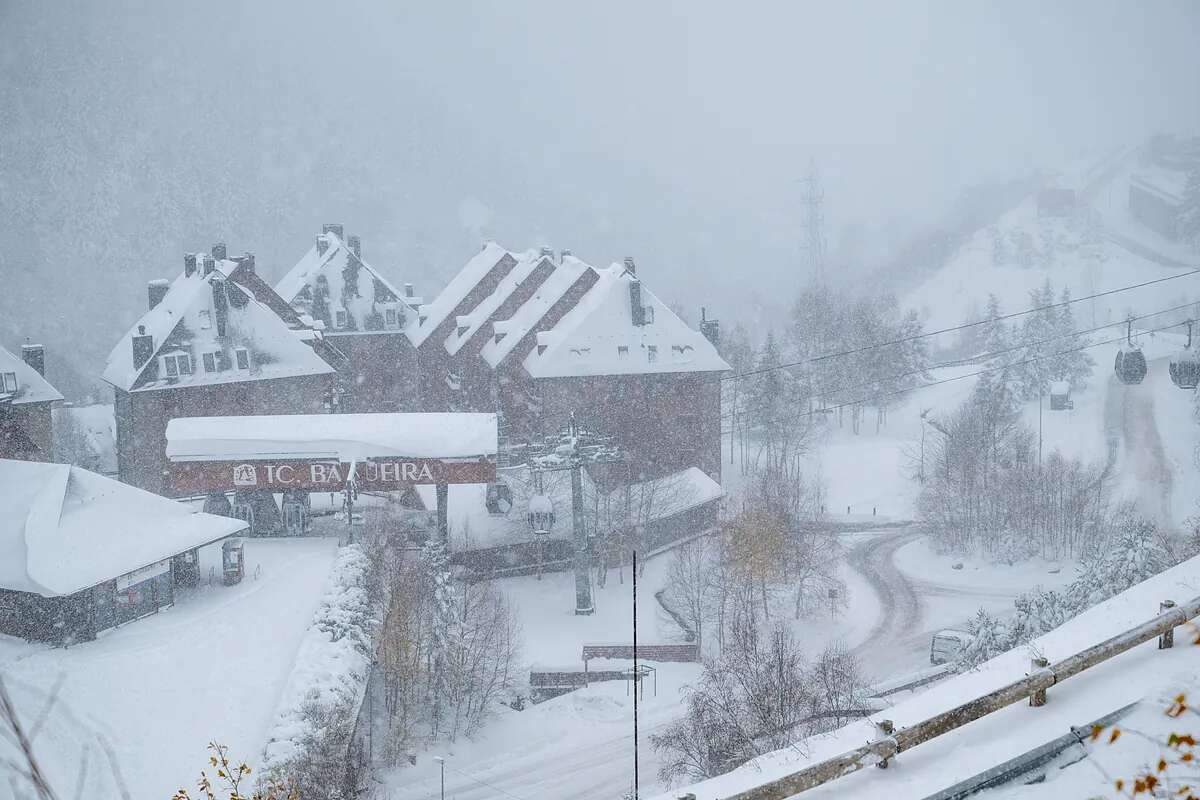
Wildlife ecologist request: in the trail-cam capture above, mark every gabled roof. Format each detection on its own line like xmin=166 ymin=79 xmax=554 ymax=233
xmin=0 ymin=344 xmax=63 ymax=406
xmin=522 ymin=265 xmax=730 ymax=378
xmin=102 ymin=266 xmax=335 ymax=392
xmin=480 ymin=255 xmax=597 ymax=368
xmin=275 ymin=230 xmax=410 ymax=335
xmin=0 ymin=459 xmax=246 ymax=597
xmin=443 ymin=252 xmax=549 ymax=356
xmin=407 ymin=242 xmax=515 ymax=347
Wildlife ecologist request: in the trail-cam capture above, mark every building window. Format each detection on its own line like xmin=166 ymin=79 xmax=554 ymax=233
xmin=617 ymin=346 xmax=629 ymax=359
xmin=647 ymin=345 xmax=658 ymax=363
xmin=335 ymin=309 xmax=348 ymax=329
xmin=1 ymin=372 xmax=16 ymax=393
xmin=235 ymin=347 xmax=250 ymax=370
xmin=198 ymin=309 xmax=212 ymax=329
xmin=202 ymin=352 xmax=217 ymax=373
xmin=160 ymin=353 xmax=190 ymax=378
xmin=385 ymin=308 xmax=397 ymax=327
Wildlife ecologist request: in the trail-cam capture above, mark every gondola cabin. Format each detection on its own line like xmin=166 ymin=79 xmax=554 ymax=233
xmin=1114 ymin=348 xmax=1147 ymax=385
xmin=1048 ymin=381 xmax=1073 ymax=411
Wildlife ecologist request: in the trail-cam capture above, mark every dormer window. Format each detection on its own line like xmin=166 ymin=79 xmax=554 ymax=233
xmin=202 ymin=352 xmax=218 ymax=373
xmin=198 ymin=309 xmax=212 ymax=330
xmin=384 ymin=308 xmax=397 ymax=327
xmin=617 ymin=346 xmax=630 ymax=359
xmin=647 ymin=345 xmax=658 ymax=363
xmin=335 ymin=309 xmax=348 ymax=329
xmin=161 ymin=352 xmax=192 ymax=378
xmin=1 ymin=372 xmax=16 ymax=394
xmin=234 ymin=347 xmax=250 ymax=370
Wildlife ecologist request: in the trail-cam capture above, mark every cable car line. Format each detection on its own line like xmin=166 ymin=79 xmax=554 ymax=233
xmin=720 ymin=268 xmax=1200 ymax=383
xmin=722 ymin=316 xmax=1194 ymax=437
xmin=719 ymin=300 xmax=1198 ymax=425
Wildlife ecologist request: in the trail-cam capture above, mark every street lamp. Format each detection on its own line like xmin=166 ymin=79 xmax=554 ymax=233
xmin=433 ymin=756 xmax=445 ymax=800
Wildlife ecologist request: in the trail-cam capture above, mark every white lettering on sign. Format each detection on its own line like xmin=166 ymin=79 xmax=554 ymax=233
xmin=380 ymin=462 xmax=399 ymax=482
xmin=233 ymin=464 xmax=258 ymax=486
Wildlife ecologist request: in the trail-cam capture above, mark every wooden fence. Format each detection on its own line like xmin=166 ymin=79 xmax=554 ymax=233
xmin=727 ymin=595 xmax=1200 ymax=800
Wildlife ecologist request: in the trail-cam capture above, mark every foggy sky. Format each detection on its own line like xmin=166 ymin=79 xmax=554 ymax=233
xmin=2 ymin=0 xmax=1198 ymax=397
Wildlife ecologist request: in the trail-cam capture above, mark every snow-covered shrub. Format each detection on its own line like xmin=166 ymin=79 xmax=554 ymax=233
xmin=955 ymin=609 xmax=1010 ymax=671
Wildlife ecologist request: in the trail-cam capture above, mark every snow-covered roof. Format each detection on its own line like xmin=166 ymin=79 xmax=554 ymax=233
xmin=275 ymin=230 xmax=411 ymax=337
xmin=480 ymin=256 xmax=597 ymax=368
xmin=0 ymin=344 xmax=63 ymax=405
xmin=165 ymin=412 xmax=497 ymax=462
xmin=1130 ymin=165 xmax=1188 ymax=205
xmin=407 ymin=242 xmax=514 ymax=347
xmin=613 ymin=467 xmax=724 ymax=523
xmin=443 ymin=252 xmax=549 ymax=356
xmin=0 ymin=459 xmax=246 ymax=597
xmin=523 ymin=265 xmax=730 ymax=378
xmin=102 ymin=265 xmax=336 ymax=392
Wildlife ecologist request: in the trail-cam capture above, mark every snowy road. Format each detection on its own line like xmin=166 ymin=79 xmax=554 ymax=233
xmin=1107 ymin=364 xmax=1175 ymax=525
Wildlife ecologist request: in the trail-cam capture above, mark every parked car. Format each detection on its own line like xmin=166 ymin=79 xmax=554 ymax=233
xmin=930 ymin=629 xmax=974 ymax=665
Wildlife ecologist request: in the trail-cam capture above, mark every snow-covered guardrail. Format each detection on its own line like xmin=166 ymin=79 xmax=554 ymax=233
xmin=726 ymin=595 xmax=1200 ymax=800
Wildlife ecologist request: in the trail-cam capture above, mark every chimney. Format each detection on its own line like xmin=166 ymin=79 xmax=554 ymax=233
xmin=539 ymin=245 xmax=553 ymax=259
xmin=404 ymin=283 xmax=414 ymax=298
xmin=148 ymin=279 xmax=170 ymax=310
xmin=623 ymin=256 xmax=636 ymax=276
xmin=316 ymin=235 xmax=329 ymax=257
xmin=132 ymin=325 xmax=154 ymax=369
xmin=560 ymin=248 xmax=572 ymax=263
xmin=630 ymin=279 xmax=646 ymax=326
xmin=203 ymin=256 xmax=216 ymax=276
xmin=348 ymin=235 xmax=362 ymax=259
xmin=184 ymin=253 xmax=197 ymax=277
xmin=20 ymin=342 xmax=45 ymax=376
xmin=212 ymin=242 xmax=227 ymax=261
xmin=322 ymin=223 xmax=344 ymax=241
xmin=239 ymin=252 xmax=255 ymax=274
xmin=700 ymin=306 xmax=721 ymax=346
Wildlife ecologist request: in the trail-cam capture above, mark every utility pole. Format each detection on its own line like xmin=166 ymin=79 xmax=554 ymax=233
xmin=632 ymin=549 xmax=640 ymax=800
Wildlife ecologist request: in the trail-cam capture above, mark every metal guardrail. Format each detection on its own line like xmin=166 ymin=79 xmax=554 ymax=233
xmin=726 ymin=595 xmax=1200 ymax=800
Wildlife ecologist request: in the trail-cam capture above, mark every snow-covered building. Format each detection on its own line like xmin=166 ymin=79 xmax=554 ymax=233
xmin=102 ymin=246 xmax=340 ymax=494
xmin=0 ymin=341 xmax=63 ymax=461
xmin=274 ymin=224 xmax=420 ymax=412
xmin=422 ymin=248 xmax=729 ymax=481
xmin=1129 ymin=165 xmax=1188 ymax=241
xmin=0 ymin=459 xmax=246 ymax=644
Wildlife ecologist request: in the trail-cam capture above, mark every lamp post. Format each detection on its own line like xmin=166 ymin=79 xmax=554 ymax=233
xmin=433 ymin=756 xmax=445 ymax=800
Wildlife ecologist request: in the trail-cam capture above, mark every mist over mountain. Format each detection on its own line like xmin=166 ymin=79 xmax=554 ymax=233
xmin=2 ymin=0 xmax=1198 ymax=399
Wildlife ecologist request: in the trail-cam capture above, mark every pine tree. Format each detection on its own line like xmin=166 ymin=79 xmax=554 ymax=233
xmin=956 ymin=609 xmax=1008 ymax=670
xmin=1016 ymin=280 xmax=1058 ymax=399
xmin=1053 ymin=286 xmax=1094 ymax=390
xmin=982 ymin=294 xmax=1012 ymax=366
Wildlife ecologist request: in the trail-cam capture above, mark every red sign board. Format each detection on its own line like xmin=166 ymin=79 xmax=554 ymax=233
xmin=170 ymin=457 xmax=496 ymax=494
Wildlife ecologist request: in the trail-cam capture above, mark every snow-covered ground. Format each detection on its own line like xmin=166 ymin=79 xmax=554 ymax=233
xmin=0 ymin=537 xmax=339 ymax=800
xmin=658 ymin=552 xmax=1200 ymax=800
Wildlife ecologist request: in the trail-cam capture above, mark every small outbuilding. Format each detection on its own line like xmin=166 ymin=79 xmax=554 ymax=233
xmin=0 ymin=459 xmax=247 ymax=644
xmin=1048 ymin=380 xmax=1073 ymax=411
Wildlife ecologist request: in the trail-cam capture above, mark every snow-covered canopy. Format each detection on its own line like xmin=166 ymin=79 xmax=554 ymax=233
xmin=0 ymin=344 xmax=63 ymax=405
xmin=102 ymin=266 xmax=335 ymax=392
xmin=523 ymin=265 xmax=730 ymax=378
xmin=274 ymin=229 xmax=411 ymax=336
xmin=407 ymin=242 xmax=513 ymax=346
xmin=166 ymin=412 xmax=497 ymax=462
xmin=0 ymin=459 xmax=246 ymax=597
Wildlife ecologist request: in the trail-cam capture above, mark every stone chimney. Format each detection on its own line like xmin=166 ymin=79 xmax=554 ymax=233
xmin=20 ymin=342 xmax=45 ymax=376
xmin=404 ymin=283 xmax=414 ymax=298
xmin=239 ymin=252 xmax=255 ymax=274
xmin=630 ymin=279 xmax=646 ymax=326
xmin=699 ymin=306 xmax=721 ymax=346
xmin=623 ymin=256 xmax=636 ymax=276
xmin=348 ymin=235 xmax=362 ymax=259
xmin=203 ymin=256 xmax=216 ymax=276
xmin=184 ymin=253 xmax=197 ymax=277
xmin=132 ymin=325 xmax=154 ymax=369
xmin=322 ymin=223 xmax=344 ymax=241
xmin=539 ymin=245 xmax=553 ymax=259
xmin=148 ymin=279 xmax=170 ymax=310
xmin=560 ymin=248 xmax=573 ymax=263
xmin=212 ymin=242 xmax=227 ymax=261
xmin=316 ymin=235 xmax=329 ymax=257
